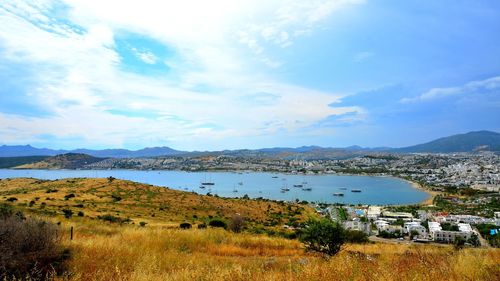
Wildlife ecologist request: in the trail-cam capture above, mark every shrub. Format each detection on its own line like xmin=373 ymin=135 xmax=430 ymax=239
xmin=208 ymin=218 xmax=227 ymax=229
xmin=62 ymin=209 xmax=73 ymax=219
xmin=454 ymin=236 xmax=466 ymax=250
xmin=29 ymin=200 xmax=36 ymax=207
xmin=139 ymin=221 xmax=147 ymax=227
xmin=0 ymin=214 xmax=69 ymax=280
xmin=180 ymin=222 xmax=192 ymax=229
xmin=107 ymin=176 xmax=116 ymax=183
xmin=197 ymin=223 xmax=207 ymax=229
xmin=299 ymin=218 xmax=345 ymax=256
xmin=64 ymin=194 xmax=75 ymax=200
xmin=345 ymin=230 xmax=369 ymax=243
xmin=228 ymin=214 xmax=245 ymax=233
xmin=111 ymin=194 xmax=122 ymax=202
xmin=0 ymin=203 xmax=14 ymax=219
xmin=6 ymin=197 xmax=17 ymax=202
xmin=77 ymin=211 xmax=84 ymax=217
xmin=97 ymin=214 xmax=128 ymax=223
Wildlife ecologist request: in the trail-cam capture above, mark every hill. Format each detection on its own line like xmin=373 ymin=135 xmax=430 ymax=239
xmin=0 ymin=177 xmax=314 ymax=230
xmin=0 ymin=156 xmax=49 ymax=168
xmin=396 ymin=131 xmax=500 ymax=153
xmin=14 ymin=153 xmax=104 ymax=169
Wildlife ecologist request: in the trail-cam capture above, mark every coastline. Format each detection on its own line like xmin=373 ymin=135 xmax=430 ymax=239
xmin=405 ymin=180 xmax=439 ymax=205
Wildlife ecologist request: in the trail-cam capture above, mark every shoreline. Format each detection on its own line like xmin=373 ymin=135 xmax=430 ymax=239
xmin=405 ymin=180 xmax=439 ymax=205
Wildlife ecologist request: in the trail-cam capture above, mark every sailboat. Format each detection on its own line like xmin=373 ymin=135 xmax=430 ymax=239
xmin=201 ymin=174 xmax=215 ymax=186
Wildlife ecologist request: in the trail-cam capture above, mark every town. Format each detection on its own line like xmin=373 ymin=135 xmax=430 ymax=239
xmin=85 ymin=151 xmax=500 ymax=192
xmin=314 ymin=203 xmax=500 ymax=247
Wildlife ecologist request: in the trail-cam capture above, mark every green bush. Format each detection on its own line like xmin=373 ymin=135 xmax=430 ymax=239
xmin=299 ymin=218 xmax=345 ymax=256
xmin=345 ymin=230 xmax=369 ymax=243
xmin=180 ymin=222 xmax=192 ymax=229
xmin=62 ymin=209 xmax=73 ymax=219
xmin=208 ymin=218 xmax=227 ymax=229
xmin=97 ymin=214 xmax=131 ymax=224
xmin=0 ymin=203 xmax=14 ymax=219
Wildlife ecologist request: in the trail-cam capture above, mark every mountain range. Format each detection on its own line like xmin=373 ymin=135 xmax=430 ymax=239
xmin=0 ymin=130 xmax=498 ymax=158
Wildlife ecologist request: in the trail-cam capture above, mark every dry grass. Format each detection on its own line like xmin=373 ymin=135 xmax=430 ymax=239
xmin=55 ymin=221 xmax=500 ymax=281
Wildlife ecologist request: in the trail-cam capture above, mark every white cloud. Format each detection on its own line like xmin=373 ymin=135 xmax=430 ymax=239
xmin=401 ymin=76 xmax=500 ymax=103
xmin=0 ymin=0 xmax=365 ymax=149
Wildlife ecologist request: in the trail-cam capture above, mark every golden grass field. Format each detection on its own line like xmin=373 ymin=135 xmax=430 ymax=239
xmin=1 ymin=177 xmax=499 ymax=281
xmin=57 ymin=222 xmax=499 ymax=281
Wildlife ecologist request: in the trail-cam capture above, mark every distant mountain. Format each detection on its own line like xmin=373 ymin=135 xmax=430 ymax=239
xmin=1 ymin=130 xmax=498 ymax=159
xmin=15 ymin=153 xmax=104 ymax=169
xmin=395 ymin=131 xmax=500 ymax=153
xmin=0 ymin=145 xmax=183 ymax=158
xmin=71 ymin=147 xmax=182 ymax=158
xmin=0 ymin=145 xmax=65 ymax=157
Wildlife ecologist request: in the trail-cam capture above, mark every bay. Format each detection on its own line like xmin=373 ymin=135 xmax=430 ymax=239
xmin=0 ymin=169 xmax=429 ymax=205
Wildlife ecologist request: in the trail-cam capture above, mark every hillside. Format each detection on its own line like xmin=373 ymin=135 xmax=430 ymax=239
xmin=396 ymin=131 xmax=500 ymax=153
xmin=0 ymin=156 xmax=49 ymax=168
xmin=0 ymin=177 xmax=314 ymax=229
xmin=14 ymin=153 xmax=104 ymax=169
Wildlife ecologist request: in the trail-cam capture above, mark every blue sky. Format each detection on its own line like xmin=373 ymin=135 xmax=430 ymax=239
xmin=0 ymin=0 xmax=499 ymax=150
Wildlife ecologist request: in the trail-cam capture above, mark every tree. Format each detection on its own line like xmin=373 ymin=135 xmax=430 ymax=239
xmin=454 ymin=236 xmax=466 ymax=250
xmin=299 ymin=218 xmax=345 ymax=256
xmin=228 ymin=214 xmax=245 ymax=233
xmin=410 ymin=230 xmax=420 ymax=240
xmin=467 ymin=234 xmax=480 ymax=247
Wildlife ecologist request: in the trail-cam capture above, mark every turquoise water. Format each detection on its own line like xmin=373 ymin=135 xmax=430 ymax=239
xmin=0 ymin=169 xmax=429 ymax=205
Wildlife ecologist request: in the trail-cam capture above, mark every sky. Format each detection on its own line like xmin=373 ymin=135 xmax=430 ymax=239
xmin=0 ymin=0 xmax=499 ymax=150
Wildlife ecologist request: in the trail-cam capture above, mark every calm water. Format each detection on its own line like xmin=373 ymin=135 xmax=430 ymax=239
xmin=0 ymin=169 xmax=429 ymax=205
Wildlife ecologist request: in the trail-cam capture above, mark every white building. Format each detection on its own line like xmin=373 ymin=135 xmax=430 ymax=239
xmin=343 ymin=221 xmax=371 ymax=235
xmin=457 ymin=223 xmax=473 ymax=232
xmin=367 ymin=206 xmax=382 ymax=220
xmin=433 ymin=230 xmax=472 ymax=243
xmin=428 ymin=222 xmax=442 ymax=238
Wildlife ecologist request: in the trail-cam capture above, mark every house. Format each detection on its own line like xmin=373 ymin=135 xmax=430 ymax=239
xmin=343 ymin=220 xmax=371 ymax=235
xmin=367 ymin=206 xmax=381 ymax=220
xmin=382 ymin=211 xmax=413 ymax=219
xmin=457 ymin=223 xmax=473 ymax=233
xmin=408 ymin=225 xmax=427 ymax=238
xmin=433 ymin=230 xmax=472 ymax=243
xmin=428 ymin=222 xmax=442 ymax=237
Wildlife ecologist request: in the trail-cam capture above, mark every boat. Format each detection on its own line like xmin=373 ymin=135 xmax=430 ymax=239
xmin=281 ymin=187 xmax=290 ymax=191
xmin=199 ymin=185 xmax=206 ymax=189
xmin=293 ymin=184 xmax=303 ymax=188
xmin=302 ymin=187 xmax=312 ymax=191
xmin=233 ymin=189 xmax=238 ymax=193
xmin=201 ymin=175 xmax=215 ymax=186
xmin=272 ymin=176 xmax=279 ymax=178
xmin=351 ymin=189 xmax=362 ymax=193
xmin=238 ymin=182 xmax=243 ymax=185
xmin=339 ymin=187 xmax=347 ymax=190
xmin=333 ymin=193 xmax=344 ymax=196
